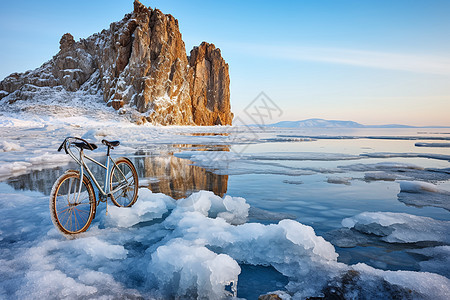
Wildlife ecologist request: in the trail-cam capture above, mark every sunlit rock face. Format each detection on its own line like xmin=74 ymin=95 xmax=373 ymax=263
xmin=0 ymin=0 xmax=232 ymax=126
xmin=189 ymin=42 xmax=233 ymax=126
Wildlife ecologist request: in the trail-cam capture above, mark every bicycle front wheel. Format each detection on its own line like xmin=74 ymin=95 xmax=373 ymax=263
xmin=50 ymin=171 xmax=96 ymax=235
xmin=110 ymin=157 xmax=138 ymax=207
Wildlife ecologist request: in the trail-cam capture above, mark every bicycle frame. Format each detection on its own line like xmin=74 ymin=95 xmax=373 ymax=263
xmin=63 ymin=139 xmax=131 ymax=202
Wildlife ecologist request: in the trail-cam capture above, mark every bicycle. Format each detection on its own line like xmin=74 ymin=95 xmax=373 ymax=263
xmin=50 ymin=137 xmax=139 ymax=235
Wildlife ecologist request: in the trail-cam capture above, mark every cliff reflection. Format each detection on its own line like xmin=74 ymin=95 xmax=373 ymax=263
xmin=135 ymin=154 xmax=228 ymax=199
xmin=7 ymin=150 xmax=228 ymax=199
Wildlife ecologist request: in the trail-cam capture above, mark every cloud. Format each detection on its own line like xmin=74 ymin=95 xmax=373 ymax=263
xmin=228 ymin=43 xmax=450 ymax=75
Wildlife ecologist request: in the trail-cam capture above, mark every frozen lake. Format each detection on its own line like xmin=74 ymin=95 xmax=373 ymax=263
xmin=1 ymin=122 xmax=449 ymax=299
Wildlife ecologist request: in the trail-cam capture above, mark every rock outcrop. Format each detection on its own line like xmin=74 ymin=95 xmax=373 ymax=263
xmin=189 ymin=42 xmax=232 ymax=125
xmin=0 ymin=0 xmax=233 ymax=125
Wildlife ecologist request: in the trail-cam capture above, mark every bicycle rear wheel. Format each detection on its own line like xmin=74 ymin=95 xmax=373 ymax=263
xmin=50 ymin=171 xmax=96 ymax=235
xmin=110 ymin=157 xmax=138 ymax=207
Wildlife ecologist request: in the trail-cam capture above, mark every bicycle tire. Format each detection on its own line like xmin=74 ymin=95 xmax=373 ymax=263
xmin=50 ymin=170 xmax=96 ymax=235
xmin=110 ymin=157 xmax=138 ymax=207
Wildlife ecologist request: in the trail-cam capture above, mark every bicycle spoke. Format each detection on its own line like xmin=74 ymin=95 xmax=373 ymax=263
xmin=74 ymin=209 xmax=88 ymax=224
xmin=63 ymin=207 xmax=72 ymax=229
xmin=57 ymin=206 xmax=71 ymax=215
xmin=66 ymin=178 xmax=72 ymax=204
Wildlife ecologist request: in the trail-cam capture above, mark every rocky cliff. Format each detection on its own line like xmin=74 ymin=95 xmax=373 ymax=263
xmin=0 ymin=0 xmax=233 ymax=125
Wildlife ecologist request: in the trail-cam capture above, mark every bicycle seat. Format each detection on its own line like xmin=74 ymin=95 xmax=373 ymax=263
xmin=73 ymin=141 xmax=97 ymax=151
xmin=102 ymin=139 xmax=120 ymax=147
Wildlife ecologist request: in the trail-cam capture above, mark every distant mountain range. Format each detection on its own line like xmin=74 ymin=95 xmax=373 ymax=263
xmin=264 ymin=118 xmax=449 ymax=128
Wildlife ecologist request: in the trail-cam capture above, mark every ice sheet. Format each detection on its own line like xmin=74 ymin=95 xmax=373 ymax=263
xmin=2 ymin=183 xmax=450 ymax=299
xmin=1 ymin=104 xmax=450 ymax=298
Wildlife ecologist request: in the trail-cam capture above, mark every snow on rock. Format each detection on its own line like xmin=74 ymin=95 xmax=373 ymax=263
xmin=0 ymin=2 xmax=233 ymax=126
xmin=342 ymin=212 xmax=450 ymax=244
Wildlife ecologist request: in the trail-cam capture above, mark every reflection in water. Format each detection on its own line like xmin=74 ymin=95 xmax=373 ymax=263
xmin=135 ymin=154 xmax=228 ymax=199
xmin=7 ymin=167 xmax=67 ymax=196
xmin=6 ymin=150 xmax=228 ymax=199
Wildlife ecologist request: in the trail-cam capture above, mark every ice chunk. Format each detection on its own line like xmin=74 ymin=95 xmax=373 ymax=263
xmin=176 ymin=190 xmax=249 ymax=225
xmin=327 ymin=176 xmax=352 ymax=185
xmin=105 ymin=188 xmax=175 ymax=228
xmin=0 ymin=141 xmax=23 ymax=152
xmin=280 ymin=219 xmax=338 ymax=261
xmin=149 ymin=239 xmax=240 ymax=298
xmin=218 ymin=195 xmax=249 ymax=225
xmin=399 ymin=180 xmax=445 ymax=193
xmin=352 ymin=263 xmax=450 ymax=300
xmin=342 ymin=212 xmax=450 ymax=244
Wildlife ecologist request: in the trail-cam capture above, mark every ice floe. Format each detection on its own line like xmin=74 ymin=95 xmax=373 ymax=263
xmin=341 ymin=162 xmax=450 ymax=182
xmin=327 ymin=176 xmax=352 ymax=185
xmin=361 ymin=152 xmax=450 ymax=161
xmin=398 ymin=181 xmax=450 ymax=211
xmin=342 ymin=212 xmax=450 ymax=244
xmin=415 ymin=142 xmax=450 ymax=148
xmin=407 ymin=246 xmax=450 ymax=278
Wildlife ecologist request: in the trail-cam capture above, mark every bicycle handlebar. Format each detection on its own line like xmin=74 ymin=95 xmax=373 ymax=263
xmin=57 ymin=137 xmax=96 ymax=154
xmin=57 ymin=140 xmax=66 ymax=153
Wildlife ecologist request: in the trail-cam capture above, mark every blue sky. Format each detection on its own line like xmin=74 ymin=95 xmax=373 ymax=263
xmin=1 ymin=0 xmax=449 ymax=126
